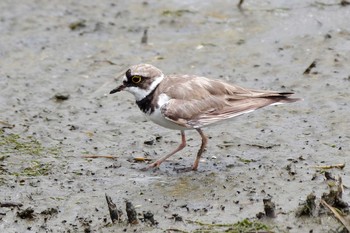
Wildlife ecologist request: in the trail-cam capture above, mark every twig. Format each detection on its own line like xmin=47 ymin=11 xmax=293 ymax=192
xmin=0 ymin=120 xmax=14 ymax=129
xmin=0 ymin=202 xmax=23 ymax=208
xmin=81 ymin=155 xmax=116 ymax=159
xmin=246 ymin=144 xmax=280 ymax=149
xmin=341 ymin=0 xmax=350 ymax=6
xmin=126 ymin=200 xmax=138 ymax=224
xmin=217 ymin=142 xmax=235 ymax=148
xmin=133 ymin=157 xmax=152 ymax=162
xmin=338 ymin=176 xmax=345 ymax=196
xmin=320 ymin=199 xmax=350 ymax=231
xmin=186 ymin=219 xmax=230 ymax=226
xmin=295 ymin=193 xmax=316 ymax=217
xmin=186 ymin=219 xmax=262 ymax=228
xmin=238 ymin=0 xmax=244 ymax=8
xmin=263 ymin=197 xmax=276 ymax=218
xmin=303 ymin=60 xmax=317 ymax=75
xmin=186 ymin=219 xmax=272 ymax=232
xmin=314 ymin=1 xmax=350 ymax=7
xmin=105 ymin=194 xmax=122 ymax=223
xmin=141 ymin=28 xmax=148 ymax=44
xmin=165 ymin=229 xmax=188 ymax=233
xmin=312 ymin=163 xmax=345 ymax=170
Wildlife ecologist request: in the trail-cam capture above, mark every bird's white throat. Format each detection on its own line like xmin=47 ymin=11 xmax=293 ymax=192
xmin=125 ymin=74 xmax=164 ymax=101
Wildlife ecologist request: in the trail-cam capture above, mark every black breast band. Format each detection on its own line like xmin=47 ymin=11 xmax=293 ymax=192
xmin=136 ymin=86 xmax=158 ymax=114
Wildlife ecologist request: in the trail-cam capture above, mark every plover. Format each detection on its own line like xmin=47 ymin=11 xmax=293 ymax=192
xmin=110 ymin=64 xmax=300 ymax=171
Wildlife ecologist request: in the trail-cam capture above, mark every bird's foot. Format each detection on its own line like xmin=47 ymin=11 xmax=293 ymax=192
xmin=140 ymin=161 xmax=161 ymax=171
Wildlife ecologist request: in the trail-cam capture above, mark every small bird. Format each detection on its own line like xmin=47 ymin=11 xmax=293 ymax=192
xmin=110 ymin=64 xmax=300 ymax=171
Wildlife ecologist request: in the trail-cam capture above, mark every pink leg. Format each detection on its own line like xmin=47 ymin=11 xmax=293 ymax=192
xmin=146 ymin=130 xmax=186 ymax=169
xmin=192 ymin=128 xmax=208 ymax=171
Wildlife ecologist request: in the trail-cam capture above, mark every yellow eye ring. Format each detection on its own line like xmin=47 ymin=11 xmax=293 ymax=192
xmin=131 ymin=75 xmax=142 ymax=84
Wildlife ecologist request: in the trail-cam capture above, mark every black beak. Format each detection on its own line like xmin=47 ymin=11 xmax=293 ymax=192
xmin=110 ymin=85 xmax=125 ymax=94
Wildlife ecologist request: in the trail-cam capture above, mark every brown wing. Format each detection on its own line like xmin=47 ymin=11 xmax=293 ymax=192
xmin=157 ymin=75 xmax=300 ymax=128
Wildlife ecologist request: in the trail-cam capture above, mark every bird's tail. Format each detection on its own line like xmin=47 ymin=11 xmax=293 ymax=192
xmin=266 ymin=92 xmax=302 ymax=105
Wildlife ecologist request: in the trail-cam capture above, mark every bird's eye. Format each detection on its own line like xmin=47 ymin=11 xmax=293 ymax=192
xmin=131 ymin=75 xmax=142 ymax=84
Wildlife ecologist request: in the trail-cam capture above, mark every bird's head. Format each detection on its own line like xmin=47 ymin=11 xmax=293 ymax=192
xmin=110 ymin=64 xmax=164 ymax=101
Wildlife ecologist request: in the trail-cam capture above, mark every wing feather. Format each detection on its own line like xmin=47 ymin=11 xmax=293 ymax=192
xmin=157 ymin=75 xmax=300 ymax=128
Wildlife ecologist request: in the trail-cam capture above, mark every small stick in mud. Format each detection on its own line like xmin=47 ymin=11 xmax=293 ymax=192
xmin=296 ymin=193 xmax=316 ymax=217
xmin=303 ymin=60 xmax=317 ymax=75
xmin=126 ymin=200 xmax=138 ymax=224
xmin=237 ymin=0 xmax=244 ymax=8
xmin=0 ymin=202 xmax=23 ymax=208
xmin=324 ymin=171 xmax=336 ymax=180
xmin=0 ymin=120 xmax=15 ymax=129
xmin=321 ymin=199 xmax=350 ymax=231
xmin=312 ymin=163 xmax=345 ymax=170
xmin=246 ymin=143 xmax=280 ymax=149
xmin=263 ymin=197 xmax=276 ymax=218
xmin=321 ymin=189 xmax=348 ymax=210
xmin=141 ymin=28 xmax=148 ymax=44
xmin=105 ymin=194 xmax=123 ymax=223
xmin=338 ymin=176 xmax=344 ymax=197
xmin=133 ymin=157 xmax=153 ymax=162
xmin=82 ymin=155 xmax=116 ymax=159
xmin=54 ymin=93 xmax=70 ymax=101
xmin=341 ymin=0 xmax=350 ymax=6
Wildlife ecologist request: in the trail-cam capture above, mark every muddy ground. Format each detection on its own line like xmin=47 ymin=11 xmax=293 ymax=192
xmin=1 ymin=0 xmax=350 ymax=232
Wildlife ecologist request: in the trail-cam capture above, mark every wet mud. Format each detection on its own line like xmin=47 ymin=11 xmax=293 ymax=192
xmin=1 ymin=1 xmax=350 ymax=232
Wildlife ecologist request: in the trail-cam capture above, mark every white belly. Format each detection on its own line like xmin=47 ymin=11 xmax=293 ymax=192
xmin=145 ymin=93 xmax=189 ymax=131
xmin=146 ymin=108 xmax=189 ymax=130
